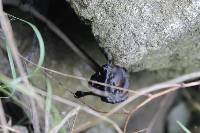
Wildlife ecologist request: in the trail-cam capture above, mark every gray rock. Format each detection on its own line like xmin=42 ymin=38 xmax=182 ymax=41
xmin=69 ymin=0 xmax=200 ymax=72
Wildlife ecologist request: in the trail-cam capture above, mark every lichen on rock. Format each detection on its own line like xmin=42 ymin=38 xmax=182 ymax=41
xmin=70 ymin=0 xmax=200 ymax=72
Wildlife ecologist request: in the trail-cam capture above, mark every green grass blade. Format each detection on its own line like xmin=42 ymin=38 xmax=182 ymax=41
xmin=177 ymin=121 xmax=191 ymax=133
xmin=51 ymin=107 xmax=67 ymax=133
xmin=7 ymin=13 xmax=45 ymax=74
xmin=6 ymin=43 xmax=17 ymax=79
xmin=5 ymin=42 xmax=17 ymax=96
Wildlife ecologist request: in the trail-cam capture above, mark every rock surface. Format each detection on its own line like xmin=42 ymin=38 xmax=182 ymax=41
xmin=70 ymin=0 xmax=200 ymax=72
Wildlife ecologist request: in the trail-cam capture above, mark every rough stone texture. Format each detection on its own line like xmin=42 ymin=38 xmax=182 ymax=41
xmin=70 ymin=0 xmax=200 ymax=72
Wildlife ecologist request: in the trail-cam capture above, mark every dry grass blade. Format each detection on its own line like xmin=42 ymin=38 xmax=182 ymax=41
xmin=123 ymin=87 xmax=179 ymax=133
xmin=50 ymin=107 xmax=80 ymax=133
xmin=4 ymin=51 xmax=200 ymax=132
xmin=19 ymin=50 xmax=200 ymax=132
xmin=0 ymin=73 xmax=123 ymax=133
xmin=39 ymin=85 xmax=122 ymax=133
xmin=45 ymin=72 xmax=129 ymax=115
xmin=0 ymin=99 xmax=9 ymax=133
xmin=70 ymin=111 xmax=78 ymax=133
xmin=36 ymin=82 xmax=123 ymax=133
xmin=19 ymin=54 xmax=145 ymax=95
xmin=0 ymin=1 xmax=28 ymax=84
xmin=107 ymin=79 xmax=200 ymax=119
xmin=79 ymin=99 xmax=129 ymax=115
xmin=49 ymin=93 xmax=122 ymax=133
xmin=0 ymin=125 xmax=21 ymax=133
xmin=0 ymin=1 xmax=41 ymax=132
xmin=2 ymin=2 xmax=200 ymax=132
xmin=123 ymin=81 xmax=200 ymax=132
